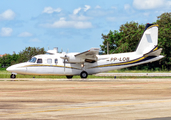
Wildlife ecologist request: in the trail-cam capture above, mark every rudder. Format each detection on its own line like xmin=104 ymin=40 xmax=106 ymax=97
xmin=136 ymin=24 xmax=158 ymax=55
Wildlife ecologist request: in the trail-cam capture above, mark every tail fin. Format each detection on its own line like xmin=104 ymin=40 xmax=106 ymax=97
xmin=136 ymin=24 xmax=158 ymax=55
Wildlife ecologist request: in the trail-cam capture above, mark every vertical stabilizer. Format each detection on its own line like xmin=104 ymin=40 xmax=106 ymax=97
xmin=136 ymin=24 xmax=158 ymax=55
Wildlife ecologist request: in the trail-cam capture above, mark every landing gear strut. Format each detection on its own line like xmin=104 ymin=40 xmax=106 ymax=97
xmin=80 ymin=71 xmax=88 ymax=78
xmin=10 ymin=74 xmax=16 ymax=79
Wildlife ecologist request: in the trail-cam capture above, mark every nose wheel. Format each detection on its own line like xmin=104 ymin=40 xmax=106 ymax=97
xmin=10 ymin=74 xmax=16 ymax=79
xmin=80 ymin=71 xmax=88 ymax=78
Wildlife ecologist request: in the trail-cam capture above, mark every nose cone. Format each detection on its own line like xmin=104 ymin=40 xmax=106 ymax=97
xmin=6 ymin=66 xmax=13 ymax=72
xmin=6 ymin=65 xmax=19 ymax=72
xmin=6 ymin=63 xmax=27 ymax=74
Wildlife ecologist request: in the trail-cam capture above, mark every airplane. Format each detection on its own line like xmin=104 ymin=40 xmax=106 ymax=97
xmin=6 ymin=23 xmax=164 ymax=79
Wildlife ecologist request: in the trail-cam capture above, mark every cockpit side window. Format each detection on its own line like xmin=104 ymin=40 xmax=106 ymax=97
xmin=29 ymin=57 xmax=37 ymax=63
xmin=37 ymin=58 xmax=42 ymax=63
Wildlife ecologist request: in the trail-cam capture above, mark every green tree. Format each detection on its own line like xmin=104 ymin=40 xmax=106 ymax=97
xmin=100 ymin=22 xmax=145 ymax=54
xmin=157 ymin=12 xmax=171 ymax=70
xmin=117 ymin=22 xmax=145 ymax=53
xmin=10 ymin=53 xmax=20 ymax=65
xmin=0 ymin=47 xmax=46 ymax=68
xmin=0 ymin=54 xmax=20 ymax=68
xmin=18 ymin=47 xmax=46 ymax=62
xmin=100 ymin=30 xmax=121 ymax=54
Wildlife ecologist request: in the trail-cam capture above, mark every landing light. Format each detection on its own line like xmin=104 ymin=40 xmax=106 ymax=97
xmin=81 ymin=64 xmax=84 ymax=68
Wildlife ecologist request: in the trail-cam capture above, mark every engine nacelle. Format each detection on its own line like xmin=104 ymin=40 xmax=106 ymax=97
xmin=67 ymin=55 xmax=84 ymax=63
xmin=61 ymin=53 xmax=84 ymax=63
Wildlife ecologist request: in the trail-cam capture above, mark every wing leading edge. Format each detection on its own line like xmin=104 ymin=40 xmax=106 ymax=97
xmin=75 ymin=48 xmax=100 ymax=63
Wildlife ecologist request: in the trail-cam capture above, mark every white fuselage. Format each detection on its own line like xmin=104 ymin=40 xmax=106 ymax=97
xmin=6 ymin=52 xmax=164 ymax=76
xmin=6 ymin=24 xmax=164 ymax=78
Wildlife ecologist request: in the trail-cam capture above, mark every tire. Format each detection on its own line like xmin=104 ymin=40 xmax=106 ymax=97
xmin=66 ymin=75 xmax=73 ymax=79
xmin=10 ymin=74 xmax=16 ymax=79
xmin=80 ymin=71 xmax=88 ymax=78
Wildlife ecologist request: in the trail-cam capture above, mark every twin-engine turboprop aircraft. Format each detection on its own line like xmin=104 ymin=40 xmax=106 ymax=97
xmin=7 ymin=24 xmax=164 ymax=79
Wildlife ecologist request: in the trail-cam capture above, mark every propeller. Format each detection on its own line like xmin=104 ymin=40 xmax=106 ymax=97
xmin=60 ymin=55 xmax=68 ymax=72
xmin=64 ymin=56 xmax=66 ymax=72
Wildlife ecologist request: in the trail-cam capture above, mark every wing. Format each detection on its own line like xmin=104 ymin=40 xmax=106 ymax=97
xmin=75 ymin=48 xmax=100 ymax=63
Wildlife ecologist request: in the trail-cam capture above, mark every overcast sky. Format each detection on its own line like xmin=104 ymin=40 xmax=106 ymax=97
xmin=0 ymin=0 xmax=171 ymax=54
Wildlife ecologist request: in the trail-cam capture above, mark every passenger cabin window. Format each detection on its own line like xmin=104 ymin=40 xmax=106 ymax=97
xmin=47 ymin=59 xmax=52 ymax=64
xmin=29 ymin=57 xmax=37 ymax=63
xmin=37 ymin=58 xmax=42 ymax=63
xmin=55 ymin=59 xmax=58 ymax=64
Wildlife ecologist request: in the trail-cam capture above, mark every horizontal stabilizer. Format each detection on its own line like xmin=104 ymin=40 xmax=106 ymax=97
xmin=144 ymin=48 xmax=162 ymax=57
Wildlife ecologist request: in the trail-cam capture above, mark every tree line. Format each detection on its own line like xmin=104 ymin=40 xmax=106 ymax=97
xmin=0 ymin=47 xmax=46 ymax=69
xmin=100 ymin=12 xmax=171 ymax=71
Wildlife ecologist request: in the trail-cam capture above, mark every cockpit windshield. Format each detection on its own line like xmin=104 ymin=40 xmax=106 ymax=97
xmin=29 ymin=57 xmax=37 ymax=63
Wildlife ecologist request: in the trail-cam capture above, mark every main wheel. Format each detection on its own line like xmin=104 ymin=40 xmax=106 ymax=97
xmin=80 ymin=71 xmax=88 ymax=78
xmin=10 ymin=74 xmax=16 ymax=79
xmin=66 ymin=75 xmax=73 ymax=79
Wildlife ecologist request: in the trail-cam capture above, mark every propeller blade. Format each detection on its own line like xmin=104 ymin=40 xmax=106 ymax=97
xmin=64 ymin=59 xmax=65 ymax=72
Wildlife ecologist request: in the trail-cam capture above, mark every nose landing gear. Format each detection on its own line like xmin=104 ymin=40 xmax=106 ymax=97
xmin=10 ymin=74 xmax=16 ymax=79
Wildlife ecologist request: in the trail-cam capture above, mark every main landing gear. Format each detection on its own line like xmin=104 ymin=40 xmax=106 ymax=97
xmin=80 ymin=71 xmax=88 ymax=78
xmin=10 ymin=74 xmax=16 ymax=79
xmin=66 ymin=75 xmax=73 ymax=79
xmin=66 ymin=71 xmax=88 ymax=79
